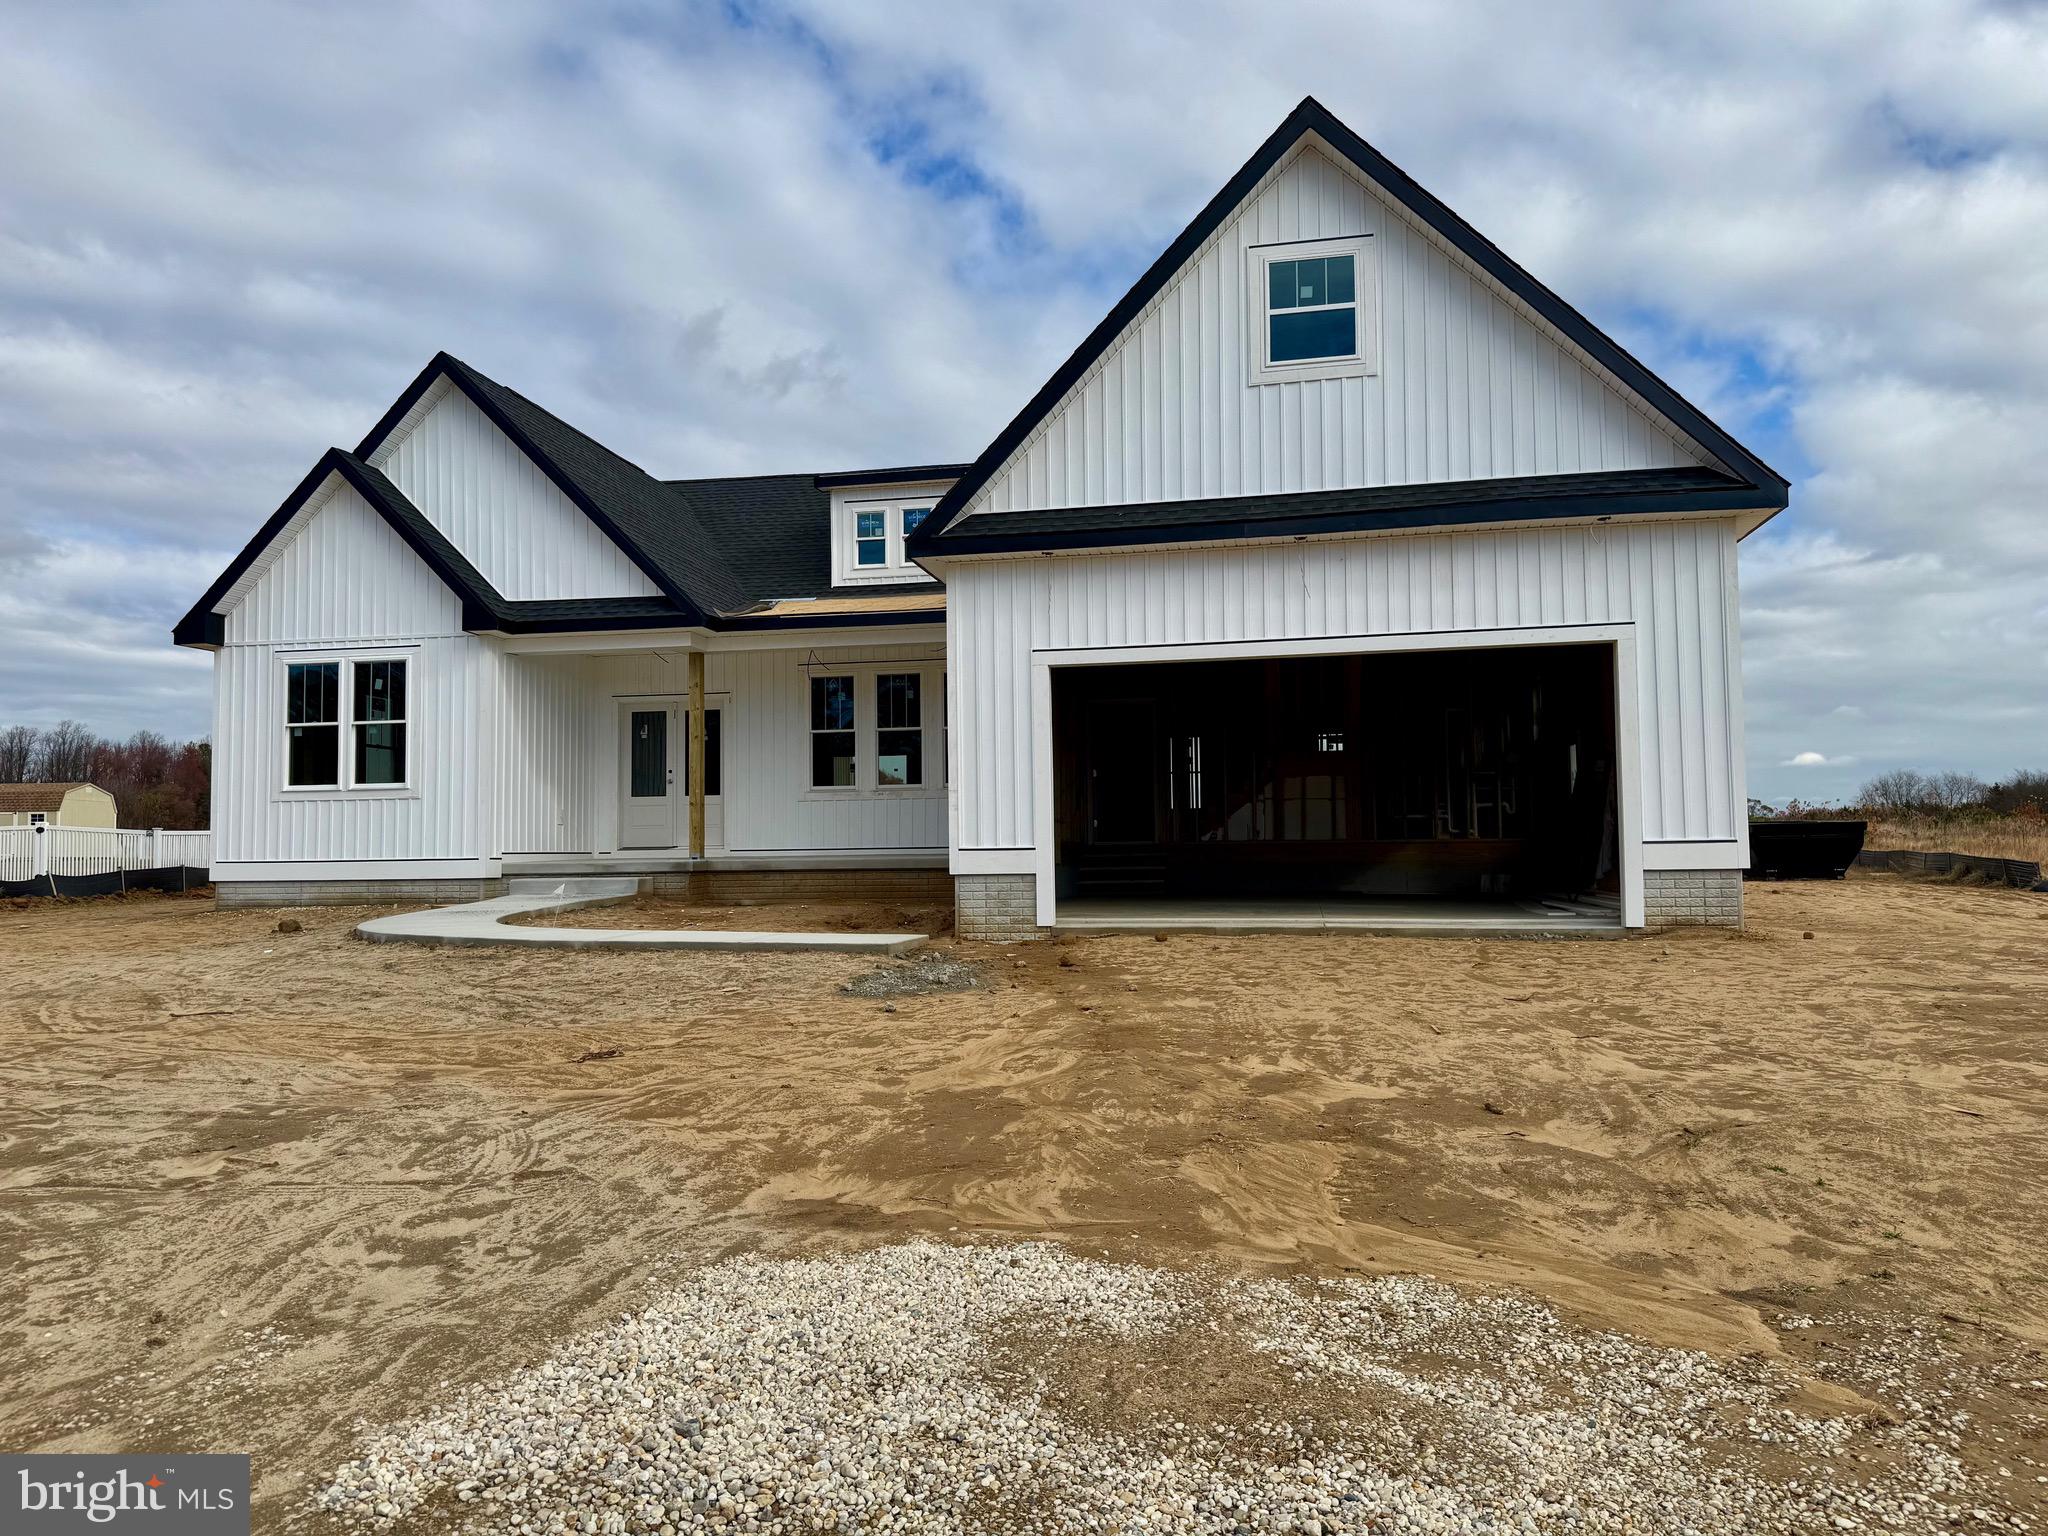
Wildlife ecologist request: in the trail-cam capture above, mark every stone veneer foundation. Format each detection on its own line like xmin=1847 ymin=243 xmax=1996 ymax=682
xmin=1641 ymin=868 xmax=1744 ymax=928
xmin=953 ymin=874 xmax=1046 ymax=941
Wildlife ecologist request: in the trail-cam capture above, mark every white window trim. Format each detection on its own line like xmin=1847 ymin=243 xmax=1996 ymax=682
xmin=799 ymin=661 xmax=946 ymax=800
xmin=276 ymin=647 xmax=418 ymax=799
xmin=1245 ymin=234 xmax=1378 ymax=387
xmin=828 ymin=483 xmax=951 ymax=588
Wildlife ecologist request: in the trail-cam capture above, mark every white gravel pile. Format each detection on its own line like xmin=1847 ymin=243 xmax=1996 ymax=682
xmin=318 ymin=1241 xmax=2024 ymax=1534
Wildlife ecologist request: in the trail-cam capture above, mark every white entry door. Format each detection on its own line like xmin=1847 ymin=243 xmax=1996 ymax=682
xmin=620 ymin=702 xmax=679 ymax=848
xmin=618 ymin=697 xmax=727 ymax=852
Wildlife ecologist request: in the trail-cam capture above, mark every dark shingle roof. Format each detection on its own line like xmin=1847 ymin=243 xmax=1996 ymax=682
xmin=434 ymin=356 xmax=752 ymax=619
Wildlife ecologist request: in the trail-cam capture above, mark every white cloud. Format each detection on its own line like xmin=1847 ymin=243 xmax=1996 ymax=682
xmin=0 ymin=0 xmax=2042 ymax=806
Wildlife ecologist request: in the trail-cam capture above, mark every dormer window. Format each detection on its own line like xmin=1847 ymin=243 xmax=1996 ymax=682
xmin=830 ymin=484 xmax=950 ymax=586
xmin=855 ymin=509 xmax=888 ymax=567
xmin=1246 ymin=235 xmax=1376 ymax=386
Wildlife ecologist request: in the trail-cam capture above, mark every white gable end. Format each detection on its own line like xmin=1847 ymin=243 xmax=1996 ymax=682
xmin=370 ymin=377 xmax=661 ymax=601
xmin=965 ymin=140 xmax=1710 ymax=520
xmin=223 ymin=476 xmax=463 ymax=645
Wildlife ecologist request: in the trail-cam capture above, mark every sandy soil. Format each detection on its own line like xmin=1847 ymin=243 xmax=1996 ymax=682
xmin=3 ymin=875 xmax=2045 ymax=1529
xmin=507 ymin=895 xmax=955 ymax=934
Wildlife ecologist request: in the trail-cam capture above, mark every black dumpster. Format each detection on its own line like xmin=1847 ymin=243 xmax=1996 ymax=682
xmin=1747 ymin=820 xmax=1866 ymax=880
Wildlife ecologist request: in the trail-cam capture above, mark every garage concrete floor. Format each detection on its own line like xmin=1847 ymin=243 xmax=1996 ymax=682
xmin=1054 ymin=892 xmax=1624 ymax=935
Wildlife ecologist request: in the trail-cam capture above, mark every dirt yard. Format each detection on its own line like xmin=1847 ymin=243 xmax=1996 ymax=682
xmin=3 ymin=875 xmax=2045 ymax=1529
xmin=507 ymin=895 xmax=955 ymax=934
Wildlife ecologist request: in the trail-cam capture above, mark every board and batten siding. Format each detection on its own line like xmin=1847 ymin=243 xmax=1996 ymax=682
xmin=962 ymin=143 xmax=1705 ymax=521
xmin=946 ymin=517 xmax=1744 ymax=852
xmin=212 ymin=476 xmax=493 ymax=868
xmin=370 ymin=378 xmax=662 ymax=602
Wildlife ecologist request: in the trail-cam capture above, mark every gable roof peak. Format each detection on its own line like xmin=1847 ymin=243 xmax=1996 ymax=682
xmin=908 ymin=96 xmax=1785 ymax=552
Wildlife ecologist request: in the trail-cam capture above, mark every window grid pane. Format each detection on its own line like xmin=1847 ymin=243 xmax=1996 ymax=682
xmin=1270 ymin=307 xmax=1357 ymax=364
xmin=810 ymin=675 xmax=856 ymax=787
xmin=810 ymin=675 xmax=854 ymax=731
xmin=877 ymin=731 xmax=922 ymax=787
xmin=288 ymin=725 xmax=339 ymax=786
xmin=287 ymin=662 xmax=338 ymax=725
xmin=354 ymin=659 xmax=405 ymax=723
xmin=354 ymin=722 xmax=407 ymax=785
xmin=876 ymin=673 xmax=921 ymax=730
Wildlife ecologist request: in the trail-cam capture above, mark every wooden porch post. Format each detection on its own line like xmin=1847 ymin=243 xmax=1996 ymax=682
xmin=687 ymin=650 xmax=707 ymax=859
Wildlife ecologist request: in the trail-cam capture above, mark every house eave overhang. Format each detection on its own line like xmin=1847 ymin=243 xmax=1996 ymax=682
xmin=918 ymin=479 xmax=1783 ymax=562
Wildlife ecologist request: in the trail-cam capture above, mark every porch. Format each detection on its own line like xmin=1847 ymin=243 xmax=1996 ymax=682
xmin=496 ymin=635 xmax=949 ymax=873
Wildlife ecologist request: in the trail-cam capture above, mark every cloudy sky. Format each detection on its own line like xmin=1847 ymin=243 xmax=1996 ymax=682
xmin=1 ymin=0 xmax=2043 ymax=804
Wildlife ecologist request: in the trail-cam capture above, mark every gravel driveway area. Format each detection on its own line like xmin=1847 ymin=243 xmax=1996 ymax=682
xmin=321 ymin=1241 xmax=2025 ymax=1534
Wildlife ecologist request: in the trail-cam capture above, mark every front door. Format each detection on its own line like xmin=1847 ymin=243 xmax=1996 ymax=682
xmin=620 ymin=704 xmax=678 ymax=848
xmin=618 ymin=698 xmax=728 ymax=852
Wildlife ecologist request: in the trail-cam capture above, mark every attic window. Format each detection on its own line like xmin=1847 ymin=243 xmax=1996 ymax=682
xmin=836 ymin=493 xmax=942 ymax=585
xmin=1247 ymin=235 xmax=1376 ymax=386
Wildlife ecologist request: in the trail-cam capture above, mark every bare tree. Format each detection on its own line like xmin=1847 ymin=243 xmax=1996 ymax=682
xmin=1858 ymin=769 xmax=1931 ymax=814
xmin=0 ymin=724 xmax=37 ymax=781
xmin=33 ymin=719 xmax=96 ymax=782
xmin=1930 ymin=770 xmax=1989 ymax=812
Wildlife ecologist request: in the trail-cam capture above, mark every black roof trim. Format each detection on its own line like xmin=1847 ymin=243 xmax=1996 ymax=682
xmin=908 ymin=95 xmax=1786 ymax=555
xmin=173 ymin=449 xmax=510 ymax=648
xmin=355 ymin=353 xmax=713 ymax=625
xmin=915 ymin=469 xmax=1777 ymax=559
xmin=812 ymin=463 xmax=969 ymax=490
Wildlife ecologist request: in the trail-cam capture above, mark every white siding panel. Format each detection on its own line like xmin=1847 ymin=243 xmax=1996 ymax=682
xmin=213 ymin=475 xmax=488 ymax=867
xmin=375 ymin=383 xmax=661 ymax=601
xmin=224 ymin=479 xmax=462 ymax=646
xmin=499 ymin=654 xmax=596 ymax=854
xmin=948 ymin=519 xmax=1746 ymax=852
xmin=212 ymin=636 xmax=488 ymax=865
xmin=964 ymin=143 xmax=1706 ymax=521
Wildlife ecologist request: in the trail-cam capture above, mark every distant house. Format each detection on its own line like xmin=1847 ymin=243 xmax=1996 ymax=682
xmin=0 ymin=782 xmax=117 ymax=829
xmin=174 ymin=98 xmax=1782 ymax=933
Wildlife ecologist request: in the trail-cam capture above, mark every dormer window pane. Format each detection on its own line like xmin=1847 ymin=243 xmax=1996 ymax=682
xmin=855 ymin=510 xmax=887 ymax=567
xmin=902 ymin=506 xmax=931 ymax=537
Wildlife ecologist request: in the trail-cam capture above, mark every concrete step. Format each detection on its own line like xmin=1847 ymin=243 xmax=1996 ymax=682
xmin=503 ymin=877 xmax=645 ymax=898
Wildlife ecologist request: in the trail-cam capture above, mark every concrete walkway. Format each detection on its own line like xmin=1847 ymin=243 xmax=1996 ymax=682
xmin=356 ymin=878 xmax=927 ymax=954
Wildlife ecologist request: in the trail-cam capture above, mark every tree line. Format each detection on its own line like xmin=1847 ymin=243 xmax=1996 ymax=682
xmin=1755 ymin=768 xmax=2047 ymax=821
xmin=1856 ymin=768 xmax=2047 ymax=817
xmin=0 ymin=722 xmax=210 ymax=830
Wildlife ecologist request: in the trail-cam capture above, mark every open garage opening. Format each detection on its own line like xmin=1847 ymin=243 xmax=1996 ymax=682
xmin=1048 ymin=641 xmax=1624 ymax=931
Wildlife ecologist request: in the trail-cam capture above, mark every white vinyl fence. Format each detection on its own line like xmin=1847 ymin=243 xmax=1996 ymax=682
xmin=1 ymin=824 xmax=211 ymax=886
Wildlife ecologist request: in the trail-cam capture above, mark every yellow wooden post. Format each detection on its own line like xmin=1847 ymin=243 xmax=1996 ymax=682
xmin=687 ymin=650 xmax=706 ymax=859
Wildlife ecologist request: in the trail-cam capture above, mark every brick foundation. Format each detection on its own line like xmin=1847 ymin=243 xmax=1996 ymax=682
xmin=1641 ymin=868 xmax=1743 ymax=928
xmin=953 ymin=873 xmax=1046 ymax=941
xmin=648 ymin=868 xmax=954 ymax=904
xmin=214 ymin=878 xmax=505 ymax=908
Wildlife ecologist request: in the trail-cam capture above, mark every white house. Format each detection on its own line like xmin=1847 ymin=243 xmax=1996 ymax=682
xmin=175 ymin=99 xmax=1784 ymax=935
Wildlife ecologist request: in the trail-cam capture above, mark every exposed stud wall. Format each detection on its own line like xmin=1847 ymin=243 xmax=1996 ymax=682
xmin=374 ymin=382 xmax=661 ymax=601
xmin=964 ymin=143 xmax=1704 ymax=521
xmin=947 ymin=517 xmax=1744 ymax=852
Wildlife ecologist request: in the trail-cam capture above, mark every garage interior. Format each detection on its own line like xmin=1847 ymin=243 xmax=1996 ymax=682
xmin=1049 ymin=643 xmax=1623 ymax=931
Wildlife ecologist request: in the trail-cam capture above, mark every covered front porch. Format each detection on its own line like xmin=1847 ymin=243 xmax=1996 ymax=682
xmin=493 ymin=630 xmax=949 ymax=875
